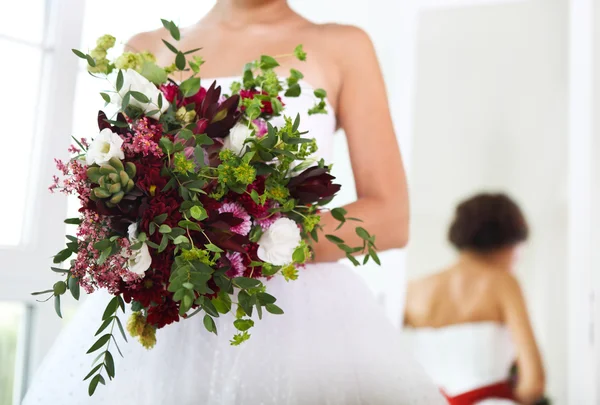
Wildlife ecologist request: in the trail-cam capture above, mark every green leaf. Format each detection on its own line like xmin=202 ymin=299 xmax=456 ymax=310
xmin=72 ymin=49 xmax=87 ymax=59
xmin=88 ymin=374 xmax=102 ymax=396
xmin=190 ymin=206 xmax=208 ymax=221
xmin=54 ymin=295 xmax=62 ymax=318
xmin=114 ymin=316 xmax=128 ymax=342
xmin=233 ymin=318 xmax=255 ymax=332
xmin=257 ymin=292 xmax=277 ymax=305
xmin=184 ymin=47 xmax=202 ymax=55
xmin=212 ymin=294 xmax=232 ymax=314
xmin=100 ymin=92 xmax=111 ymax=103
xmin=346 ymin=253 xmax=360 ymax=266
xmin=234 ymin=277 xmax=261 ymax=289
xmin=130 ymin=91 xmax=150 ymax=103
xmin=292 ymin=246 xmax=305 ymax=263
xmin=173 ymin=235 xmax=190 ymax=245
xmin=294 ymin=44 xmax=307 ymax=61
xmin=204 ymin=243 xmax=224 ymax=253
xmin=369 ymin=246 xmax=381 ymax=265
xmin=122 ymin=92 xmax=131 ymax=110
xmin=325 ymin=234 xmax=344 ymax=244
xmin=284 ymin=83 xmax=301 ymax=97
xmin=140 ymin=62 xmax=168 ymax=84
xmin=87 ymin=334 xmax=111 ymax=354
xmin=238 ymin=290 xmax=254 ymax=317
xmin=161 ymin=39 xmax=179 ymax=54
xmin=355 ymin=227 xmax=370 ymax=241
xmin=159 ymin=137 xmax=174 ymax=154
xmin=159 ymin=224 xmax=172 ymax=234
xmin=93 ymin=239 xmax=111 ymax=251
xmin=203 ymin=314 xmax=217 ymax=335
xmin=158 ymin=234 xmax=168 ymax=253
xmin=86 ymin=54 xmax=96 ymax=67
xmin=102 ymin=297 xmax=119 ymax=321
xmin=68 ymin=276 xmax=80 ymax=300
xmin=259 ymin=55 xmax=280 ymax=70
xmin=175 ymin=52 xmax=186 ymax=70
xmin=292 ymin=113 xmax=301 ymax=132
xmin=104 ymin=351 xmax=115 ymax=379
xmin=290 ymin=68 xmax=304 ymax=80
xmin=53 ymin=248 xmax=72 ymax=264
xmin=83 ymin=363 xmax=103 ymax=381
xmin=153 ymin=213 xmax=168 ymax=224
xmin=31 ymin=289 xmax=54 ymax=296
xmin=201 ymin=299 xmax=220 ymax=317
xmin=65 ymin=217 xmax=81 ymax=225
xmin=95 ymin=316 xmax=113 ymax=336
xmin=314 ymin=88 xmax=327 ymax=99
xmin=331 ymin=207 xmax=347 ymax=222
xmin=180 ymin=77 xmax=201 ymax=98
xmin=265 ymin=303 xmax=284 ymax=315
xmin=116 ymin=70 xmax=124 ymax=92
xmin=363 ymin=254 xmax=370 ymax=265
xmin=196 ymin=133 xmax=214 ymax=145
xmin=169 ymin=22 xmax=180 ymax=41
xmin=98 ymin=247 xmax=112 ymax=265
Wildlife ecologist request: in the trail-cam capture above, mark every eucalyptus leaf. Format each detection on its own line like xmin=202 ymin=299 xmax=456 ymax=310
xmin=86 ymin=334 xmax=111 ymax=354
xmin=203 ymin=314 xmax=217 ymax=335
xmin=265 ymin=303 xmax=284 ymax=315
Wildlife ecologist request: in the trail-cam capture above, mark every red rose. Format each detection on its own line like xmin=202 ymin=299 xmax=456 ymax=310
xmin=242 ymin=243 xmax=263 ymax=278
xmin=183 ymin=87 xmax=207 ymax=110
xmin=240 ymin=89 xmax=284 ymax=115
xmin=146 ymin=297 xmax=180 ymax=328
xmin=160 ymin=83 xmax=179 ymax=104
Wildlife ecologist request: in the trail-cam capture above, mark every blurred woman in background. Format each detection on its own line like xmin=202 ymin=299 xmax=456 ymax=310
xmin=404 ymin=193 xmax=546 ymax=404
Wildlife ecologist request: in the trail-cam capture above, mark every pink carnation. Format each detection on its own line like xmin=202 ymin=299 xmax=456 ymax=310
xmin=218 ymin=202 xmax=251 ymax=236
xmin=226 ymin=252 xmax=245 ymax=278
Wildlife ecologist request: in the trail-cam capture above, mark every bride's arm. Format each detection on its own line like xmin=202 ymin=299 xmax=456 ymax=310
xmin=312 ymin=26 xmax=409 ymax=263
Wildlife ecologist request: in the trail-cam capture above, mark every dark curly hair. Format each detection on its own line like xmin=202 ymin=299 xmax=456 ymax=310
xmin=448 ymin=193 xmax=528 ymax=252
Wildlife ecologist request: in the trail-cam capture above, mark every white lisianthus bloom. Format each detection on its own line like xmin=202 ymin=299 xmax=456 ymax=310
xmin=110 ymin=69 xmax=168 ymax=119
xmin=86 ymin=128 xmax=125 ymax=166
xmin=257 ymin=218 xmax=302 ymax=266
xmin=126 ymin=223 xmax=151 ymax=276
xmin=223 ymin=123 xmax=253 ymax=156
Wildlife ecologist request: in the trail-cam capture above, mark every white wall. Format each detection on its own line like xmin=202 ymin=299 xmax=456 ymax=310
xmin=407 ymin=0 xmax=568 ymax=402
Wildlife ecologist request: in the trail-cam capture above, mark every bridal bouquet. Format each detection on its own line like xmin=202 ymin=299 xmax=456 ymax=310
xmin=35 ymin=19 xmax=379 ymax=395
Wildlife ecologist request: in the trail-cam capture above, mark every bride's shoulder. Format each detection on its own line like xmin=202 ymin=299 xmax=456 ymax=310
xmin=312 ymin=23 xmax=374 ymax=50
xmin=124 ymin=27 xmax=169 ymax=53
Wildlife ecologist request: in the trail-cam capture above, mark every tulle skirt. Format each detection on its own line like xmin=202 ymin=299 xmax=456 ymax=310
xmin=23 ymin=262 xmax=446 ymax=404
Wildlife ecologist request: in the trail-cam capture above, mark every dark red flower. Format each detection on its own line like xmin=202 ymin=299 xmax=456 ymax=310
xmin=194 ymin=81 xmax=241 ymax=138
xmin=238 ymin=176 xmax=270 ymax=219
xmin=241 ymin=243 xmax=263 ymax=278
xmin=160 ymin=83 xmax=179 ymax=104
xmin=140 ymin=191 xmax=182 ymax=243
xmin=135 ymin=156 xmax=168 ymax=194
xmin=146 ymin=297 xmax=180 ymax=328
xmin=240 ymin=89 xmax=284 ymax=115
xmin=120 ymin=271 xmax=166 ymax=308
xmin=286 ymin=167 xmax=341 ymax=204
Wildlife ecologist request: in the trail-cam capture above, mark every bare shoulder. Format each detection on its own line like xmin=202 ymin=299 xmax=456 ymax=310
xmin=317 ymin=23 xmax=372 ymax=45
xmin=493 ymin=270 xmax=524 ymax=299
xmin=124 ymin=27 xmax=169 ymax=53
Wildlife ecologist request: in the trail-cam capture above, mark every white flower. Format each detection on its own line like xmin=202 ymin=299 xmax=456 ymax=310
xmin=86 ymin=128 xmax=125 ymax=166
xmin=223 ymin=123 xmax=253 ymax=156
xmin=110 ymin=69 xmax=168 ymax=119
xmin=126 ymin=223 xmax=151 ymax=276
xmin=257 ymin=218 xmax=302 ymax=266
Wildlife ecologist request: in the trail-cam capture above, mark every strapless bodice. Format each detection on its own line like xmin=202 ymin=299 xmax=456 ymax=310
xmin=406 ymin=322 xmax=516 ymax=404
xmin=206 ymin=76 xmax=337 ymax=163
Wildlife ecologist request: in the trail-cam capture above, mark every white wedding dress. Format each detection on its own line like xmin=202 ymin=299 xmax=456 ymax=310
xmin=407 ymin=322 xmax=517 ymax=404
xmin=23 ymin=77 xmax=446 ymax=405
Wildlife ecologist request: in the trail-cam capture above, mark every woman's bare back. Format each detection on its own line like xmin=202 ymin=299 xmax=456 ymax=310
xmin=405 ymin=263 xmax=511 ymax=328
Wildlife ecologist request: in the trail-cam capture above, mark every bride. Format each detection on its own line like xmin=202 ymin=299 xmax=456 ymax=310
xmin=23 ymin=0 xmax=446 ymax=403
